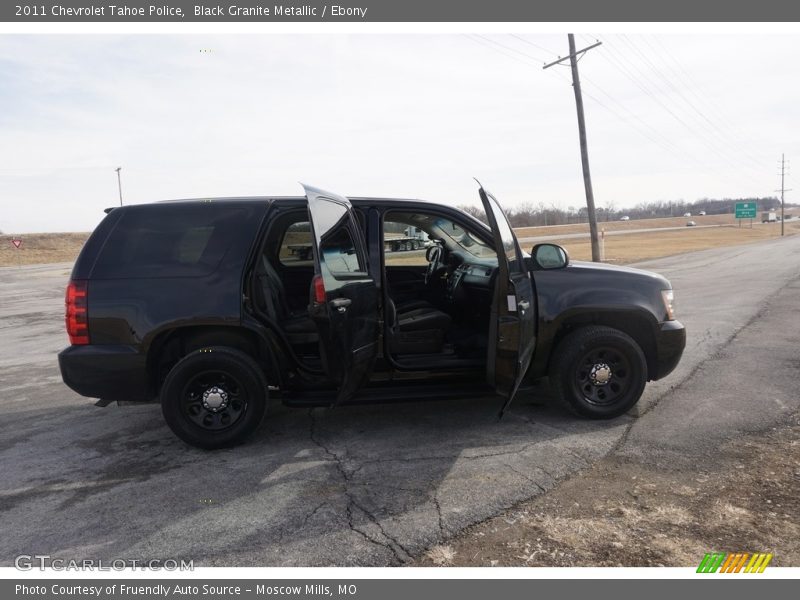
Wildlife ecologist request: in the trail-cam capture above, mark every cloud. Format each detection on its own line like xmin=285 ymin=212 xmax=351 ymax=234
xmin=0 ymin=34 xmax=797 ymax=233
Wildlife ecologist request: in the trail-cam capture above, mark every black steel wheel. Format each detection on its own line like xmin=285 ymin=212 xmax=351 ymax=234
xmin=181 ymin=370 xmax=247 ymax=431
xmin=161 ymin=346 xmax=267 ymax=449
xmin=550 ymin=326 xmax=647 ymax=418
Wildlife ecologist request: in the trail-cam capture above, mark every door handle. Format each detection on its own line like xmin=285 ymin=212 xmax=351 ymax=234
xmin=330 ymin=297 xmax=352 ymax=313
xmin=518 ymin=300 xmax=530 ymax=312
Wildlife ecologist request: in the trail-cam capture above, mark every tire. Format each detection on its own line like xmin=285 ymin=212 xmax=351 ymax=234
xmin=549 ymin=326 xmax=647 ymax=419
xmin=161 ymin=346 xmax=268 ymax=449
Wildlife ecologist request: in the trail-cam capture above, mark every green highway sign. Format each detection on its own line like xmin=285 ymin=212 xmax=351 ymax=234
xmin=735 ymin=202 xmax=757 ymax=219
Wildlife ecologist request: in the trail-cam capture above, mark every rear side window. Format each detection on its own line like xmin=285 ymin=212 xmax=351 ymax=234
xmin=321 ymin=227 xmax=363 ymax=274
xmin=92 ymin=205 xmax=251 ymax=279
xmin=278 ymin=221 xmax=313 ymax=266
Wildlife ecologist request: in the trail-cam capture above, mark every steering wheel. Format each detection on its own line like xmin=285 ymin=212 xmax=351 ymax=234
xmin=424 ymin=244 xmax=443 ymax=285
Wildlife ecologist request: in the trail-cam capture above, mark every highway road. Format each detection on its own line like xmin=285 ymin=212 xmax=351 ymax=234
xmin=518 ymin=223 xmax=723 ymax=243
xmin=516 ymin=216 xmax=798 ymax=243
xmin=1 ymin=234 xmax=799 ymax=566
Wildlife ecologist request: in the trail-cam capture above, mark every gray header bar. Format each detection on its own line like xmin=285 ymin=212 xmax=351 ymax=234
xmin=3 ymin=0 xmax=800 ymax=22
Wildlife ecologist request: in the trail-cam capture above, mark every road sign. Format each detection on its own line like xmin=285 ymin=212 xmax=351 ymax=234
xmin=11 ymin=238 xmax=22 ymax=249
xmin=735 ymin=202 xmax=757 ymax=219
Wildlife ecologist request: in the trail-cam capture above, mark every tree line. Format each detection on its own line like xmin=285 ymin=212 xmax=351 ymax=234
xmin=459 ymin=196 xmax=783 ymax=227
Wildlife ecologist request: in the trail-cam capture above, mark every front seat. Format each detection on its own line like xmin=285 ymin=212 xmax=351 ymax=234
xmin=255 ymin=255 xmax=318 ymax=345
xmin=386 ymin=298 xmax=452 ymax=355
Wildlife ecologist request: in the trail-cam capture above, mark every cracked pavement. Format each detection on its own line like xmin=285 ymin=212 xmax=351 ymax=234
xmin=1 ymin=233 xmax=800 ymax=566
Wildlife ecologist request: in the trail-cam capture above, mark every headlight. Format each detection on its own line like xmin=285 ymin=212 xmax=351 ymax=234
xmin=661 ymin=289 xmax=675 ymax=321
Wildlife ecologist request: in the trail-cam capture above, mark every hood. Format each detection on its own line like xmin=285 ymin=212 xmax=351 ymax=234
xmin=568 ymin=260 xmax=672 ymax=288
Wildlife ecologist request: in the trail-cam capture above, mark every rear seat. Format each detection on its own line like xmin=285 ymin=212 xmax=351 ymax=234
xmin=255 ymin=255 xmax=318 ymax=345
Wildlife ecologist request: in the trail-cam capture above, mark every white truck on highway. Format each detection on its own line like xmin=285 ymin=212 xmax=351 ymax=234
xmin=762 ymin=211 xmax=777 ymax=223
xmin=384 ymin=226 xmax=431 ymax=252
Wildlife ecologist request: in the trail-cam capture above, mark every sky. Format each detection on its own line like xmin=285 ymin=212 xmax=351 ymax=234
xmin=0 ymin=33 xmax=798 ymax=233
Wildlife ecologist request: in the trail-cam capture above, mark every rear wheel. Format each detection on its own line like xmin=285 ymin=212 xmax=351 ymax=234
xmin=161 ymin=346 xmax=267 ymax=449
xmin=550 ymin=326 xmax=647 ymax=419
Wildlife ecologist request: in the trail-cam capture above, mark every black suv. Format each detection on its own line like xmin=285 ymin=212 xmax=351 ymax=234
xmin=59 ymin=184 xmax=685 ymax=448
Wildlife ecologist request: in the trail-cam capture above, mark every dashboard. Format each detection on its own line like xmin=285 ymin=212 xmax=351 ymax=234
xmin=445 ymin=258 xmax=496 ymax=303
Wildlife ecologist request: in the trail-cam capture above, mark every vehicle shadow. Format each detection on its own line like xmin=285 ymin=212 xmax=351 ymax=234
xmin=0 ymin=385 xmax=631 ymax=567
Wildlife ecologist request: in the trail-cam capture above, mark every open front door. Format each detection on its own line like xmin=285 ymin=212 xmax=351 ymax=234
xmin=477 ymin=183 xmax=537 ymax=417
xmin=303 ymin=184 xmax=380 ymax=405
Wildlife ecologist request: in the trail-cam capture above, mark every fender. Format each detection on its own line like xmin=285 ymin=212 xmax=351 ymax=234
xmin=528 ymin=265 xmax=667 ymax=379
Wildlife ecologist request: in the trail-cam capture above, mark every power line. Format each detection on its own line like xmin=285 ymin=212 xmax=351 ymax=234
xmin=467 ymin=35 xmax=681 ymax=160
xmin=470 ymin=34 xmax=548 ymax=65
xmin=462 ymin=34 xmax=543 ymax=70
xmin=465 ymin=32 xmax=773 ymax=198
xmin=649 ymin=34 xmax=772 ymax=165
xmin=470 ymin=34 xmax=758 ymax=187
xmin=480 ymin=33 xmax=746 ymax=171
xmin=620 ymin=35 xmax=771 ymax=173
xmin=594 ymin=35 xmax=767 ymax=190
xmin=507 ymin=34 xmax=559 ymax=57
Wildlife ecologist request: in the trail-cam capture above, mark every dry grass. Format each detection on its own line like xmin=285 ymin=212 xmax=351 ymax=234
xmin=0 ymin=233 xmax=89 ymax=267
xmin=514 ymin=213 xmax=765 ymax=238
xmin=414 ymin=417 xmax=800 ymax=567
xmin=554 ymin=221 xmax=800 ymax=264
xmin=424 ymin=545 xmax=456 ymax=566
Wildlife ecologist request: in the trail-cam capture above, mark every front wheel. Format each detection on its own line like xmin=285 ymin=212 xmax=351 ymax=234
xmin=550 ymin=326 xmax=647 ymax=419
xmin=161 ymin=346 xmax=268 ymax=449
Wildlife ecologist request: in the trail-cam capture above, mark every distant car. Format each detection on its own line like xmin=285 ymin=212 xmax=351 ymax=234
xmin=699 ymin=211 xmax=706 ymax=216
xmin=683 ymin=212 xmax=692 ymax=217
xmin=686 ymin=221 xmax=697 ymax=227
xmin=620 ymin=216 xmax=630 ymax=221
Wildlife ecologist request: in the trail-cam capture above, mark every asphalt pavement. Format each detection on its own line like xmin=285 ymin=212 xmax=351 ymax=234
xmin=1 ymin=234 xmax=799 ymax=566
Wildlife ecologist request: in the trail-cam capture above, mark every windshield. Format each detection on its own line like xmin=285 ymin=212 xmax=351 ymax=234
xmin=383 ymin=211 xmax=497 ymax=261
xmin=431 ymin=218 xmax=496 ymax=259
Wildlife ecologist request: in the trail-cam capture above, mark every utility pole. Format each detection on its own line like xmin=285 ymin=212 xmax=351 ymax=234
xmin=544 ymin=34 xmax=603 ymax=262
xmin=115 ymin=167 xmax=123 ymax=206
xmin=776 ymin=154 xmax=791 ymax=237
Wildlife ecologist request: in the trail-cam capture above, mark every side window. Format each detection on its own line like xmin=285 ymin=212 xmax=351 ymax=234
xmin=383 ymin=219 xmax=430 ymax=266
xmin=92 ymin=205 xmax=249 ymax=279
xmin=279 ymin=221 xmax=313 ymax=266
xmin=320 ymin=227 xmax=363 ymax=274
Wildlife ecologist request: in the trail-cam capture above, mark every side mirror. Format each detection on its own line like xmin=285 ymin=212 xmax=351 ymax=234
xmin=531 ymin=243 xmax=569 ymax=269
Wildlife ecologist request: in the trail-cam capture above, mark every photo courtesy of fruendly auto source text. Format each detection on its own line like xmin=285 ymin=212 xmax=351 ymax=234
xmin=0 ymin=0 xmax=798 ymax=597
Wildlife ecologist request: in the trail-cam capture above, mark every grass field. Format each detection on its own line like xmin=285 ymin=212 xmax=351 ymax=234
xmin=2 ymin=217 xmax=798 ymax=268
xmin=0 ymin=233 xmax=89 ymax=267
xmin=551 ymin=221 xmax=800 ymax=263
xmin=512 ymin=212 xmax=789 ymax=238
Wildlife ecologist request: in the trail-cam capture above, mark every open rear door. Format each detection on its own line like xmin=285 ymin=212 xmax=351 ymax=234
xmin=303 ymin=184 xmax=380 ymax=405
xmin=477 ymin=182 xmax=537 ymax=417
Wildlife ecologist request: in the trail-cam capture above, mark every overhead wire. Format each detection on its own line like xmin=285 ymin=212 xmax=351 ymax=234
xmin=465 ymin=33 xmax=776 ymax=194
xmin=592 ymin=34 xmax=768 ymax=190
xmin=619 ymin=34 xmax=772 ymax=173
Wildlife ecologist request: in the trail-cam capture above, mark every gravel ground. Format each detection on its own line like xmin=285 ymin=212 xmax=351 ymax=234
xmin=416 ymin=275 xmax=800 ymax=567
xmin=417 ymin=415 xmax=800 ymax=567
